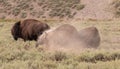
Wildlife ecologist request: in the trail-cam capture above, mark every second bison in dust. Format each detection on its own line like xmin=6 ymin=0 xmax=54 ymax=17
xmin=36 ymin=24 xmax=101 ymax=49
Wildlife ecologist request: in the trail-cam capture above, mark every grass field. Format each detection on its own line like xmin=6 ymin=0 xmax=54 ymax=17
xmin=0 ymin=20 xmax=120 ymax=69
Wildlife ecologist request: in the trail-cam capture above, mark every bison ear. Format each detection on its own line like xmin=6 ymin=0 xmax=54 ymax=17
xmin=11 ymin=21 xmax=21 ymax=40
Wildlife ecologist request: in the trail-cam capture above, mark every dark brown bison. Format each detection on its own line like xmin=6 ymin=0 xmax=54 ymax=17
xmin=11 ymin=19 xmax=50 ymax=41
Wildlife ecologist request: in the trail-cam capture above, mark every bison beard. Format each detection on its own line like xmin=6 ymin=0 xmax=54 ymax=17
xmin=11 ymin=19 xmax=50 ymax=41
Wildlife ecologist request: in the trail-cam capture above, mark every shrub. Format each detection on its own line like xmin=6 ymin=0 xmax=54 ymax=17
xmin=12 ymin=8 xmax=21 ymax=16
xmin=21 ymin=12 xmax=27 ymax=18
xmin=111 ymin=0 xmax=120 ymax=17
xmin=1 ymin=16 xmax=6 ymax=19
xmin=50 ymin=51 xmax=67 ymax=61
xmin=76 ymin=4 xmax=85 ymax=10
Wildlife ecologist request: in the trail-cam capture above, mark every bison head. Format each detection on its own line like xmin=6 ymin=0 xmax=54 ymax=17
xmin=36 ymin=31 xmax=49 ymax=47
xmin=11 ymin=21 xmax=22 ymax=40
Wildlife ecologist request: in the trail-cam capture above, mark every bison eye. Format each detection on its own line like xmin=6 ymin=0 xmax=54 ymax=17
xmin=38 ymin=32 xmax=43 ymax=36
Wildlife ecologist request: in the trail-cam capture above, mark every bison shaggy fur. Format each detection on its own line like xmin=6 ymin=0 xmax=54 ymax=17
xmin=11 ymin=19 xmax=50 ymax=41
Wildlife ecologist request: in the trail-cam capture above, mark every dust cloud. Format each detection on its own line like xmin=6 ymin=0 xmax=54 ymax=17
xmin=37 ymin=24 xmax=100 ymax=53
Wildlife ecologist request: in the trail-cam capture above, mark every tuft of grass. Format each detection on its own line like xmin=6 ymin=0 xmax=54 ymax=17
xmin=50 ymin=51 xmax=67 ymax=61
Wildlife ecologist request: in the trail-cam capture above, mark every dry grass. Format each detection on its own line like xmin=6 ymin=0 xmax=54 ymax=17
xmin=0 ymin=20 xmax=120 ymax=69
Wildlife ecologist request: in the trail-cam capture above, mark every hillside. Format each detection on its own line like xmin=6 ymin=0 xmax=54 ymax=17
xmin=0 ymin=0 xmax=84 ymax=20
xmin=76 ymin=0 xmax=114 ymax=20
xmin=0 ymin=0 xmax=117 ymax=20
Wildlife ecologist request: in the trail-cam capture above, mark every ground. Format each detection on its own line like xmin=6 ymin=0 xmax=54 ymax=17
xmin=0 ymin=20 xmax=120 ymax=69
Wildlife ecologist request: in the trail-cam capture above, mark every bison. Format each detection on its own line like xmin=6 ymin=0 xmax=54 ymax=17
xmin=11 ymin=19 xmax=50 ymax=41
xmin=36 ymin=24 xmax=101 ymax=50
xmin=36 ymin=24 xmax=80 ymax=47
